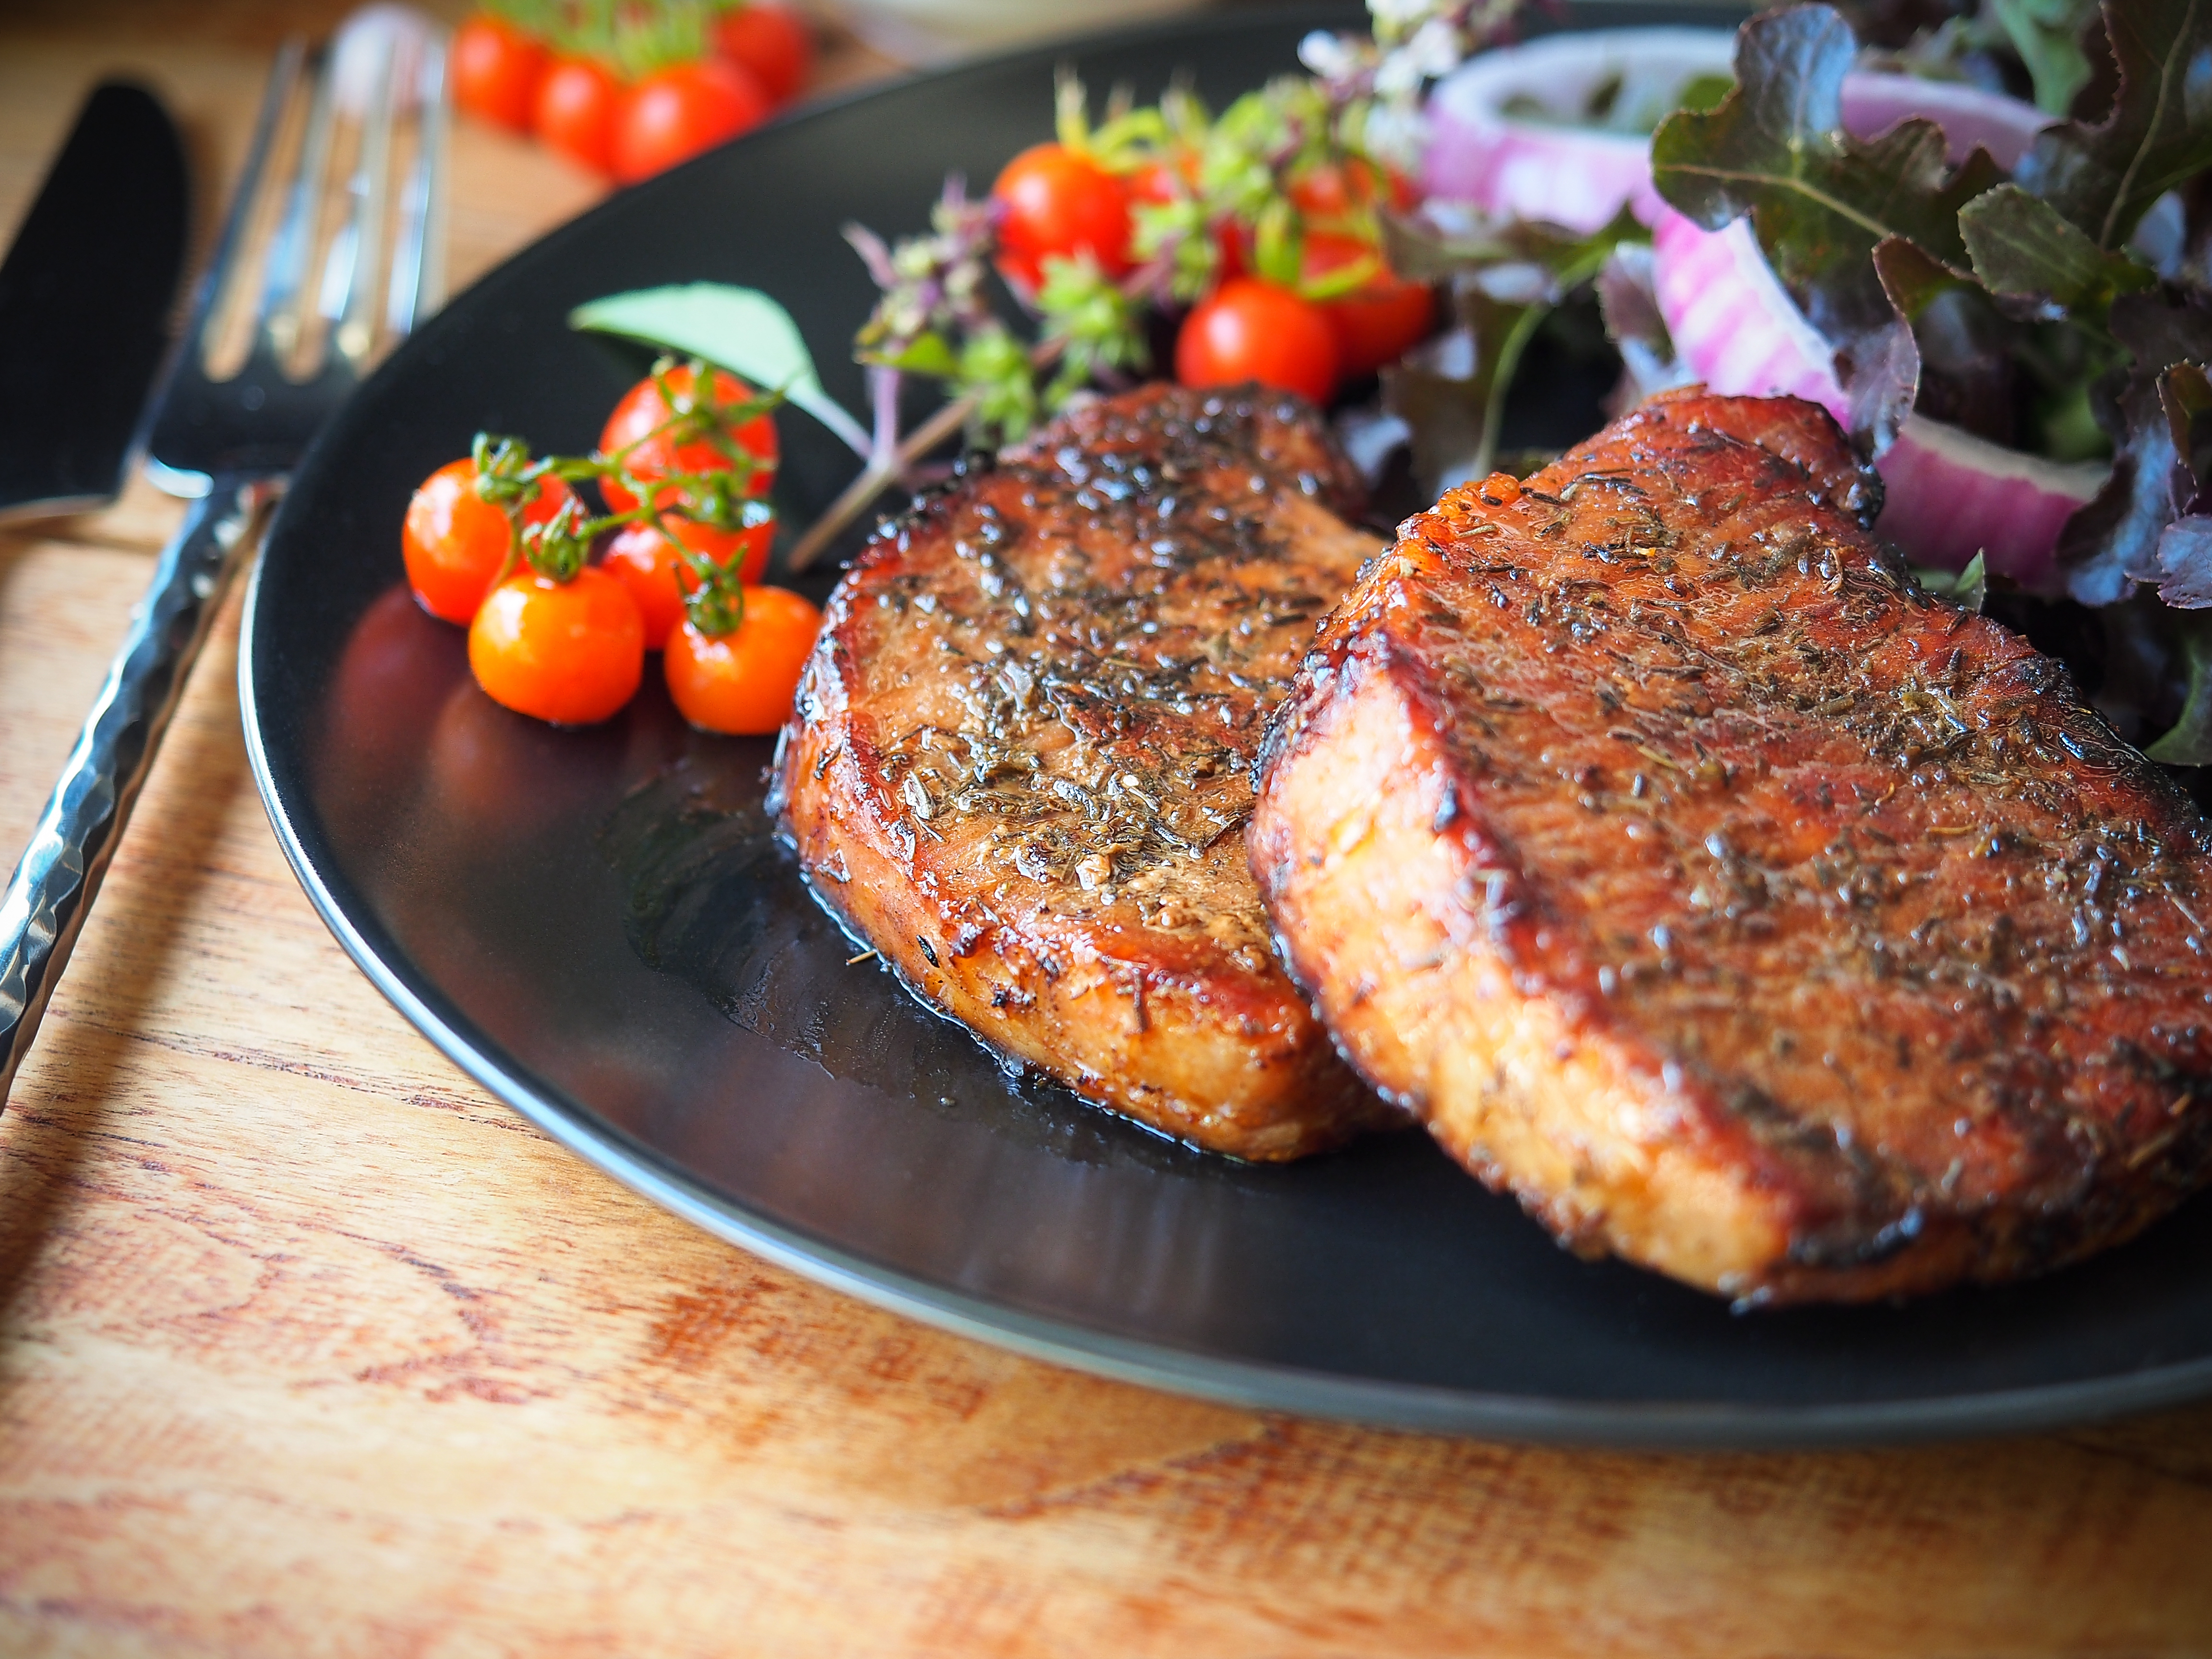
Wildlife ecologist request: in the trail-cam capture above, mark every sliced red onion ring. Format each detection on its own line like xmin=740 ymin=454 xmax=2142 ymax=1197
xmin=1874 ymin=417 xmax=2106 ymax=588
xmin=1426 ymin=41 xmax=2100 ymax=584
xmin=1646 ymin=75 xmax=2101 ymax=584
xmin=1424 ymin=29 xmax=1736 ymax=232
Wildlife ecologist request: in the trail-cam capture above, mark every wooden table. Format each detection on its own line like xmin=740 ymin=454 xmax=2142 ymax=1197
xmin=2 ymin=6 xmax=2210 ymax=1652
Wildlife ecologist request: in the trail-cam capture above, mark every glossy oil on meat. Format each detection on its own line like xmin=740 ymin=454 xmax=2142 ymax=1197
xmin=775 ymin=384 xmax=1395 ymax=1159
xmin=1250 ymin=388 xmax=2212 ymax=1301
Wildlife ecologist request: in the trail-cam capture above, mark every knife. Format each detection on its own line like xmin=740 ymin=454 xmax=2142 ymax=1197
xmin=0 ymin=80 xmax=190 ymax=523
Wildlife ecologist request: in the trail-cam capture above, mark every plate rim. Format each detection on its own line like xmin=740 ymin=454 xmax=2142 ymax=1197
xmin=237 ymin=4 xmax=2212 ymax=1450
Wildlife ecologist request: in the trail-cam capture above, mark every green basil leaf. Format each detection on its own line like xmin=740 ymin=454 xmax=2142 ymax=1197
xmin=879 ymin=331 xmax=962 ymax=378
xmin=570 ymin=283 xmax=873 ymax=458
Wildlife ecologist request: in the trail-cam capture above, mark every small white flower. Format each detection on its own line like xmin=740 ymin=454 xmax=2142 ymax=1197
xmin=1362 ymin=99 xmax=1429 ymax=168
xmin=1298 ymin=29 xmax=1362 ymax=81
xmin=1405 ymin=15 xmax=1465 ymax=77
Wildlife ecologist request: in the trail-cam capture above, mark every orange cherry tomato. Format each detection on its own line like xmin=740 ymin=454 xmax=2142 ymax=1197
xmin=601 ymin=515 xmax=773 ymax=649
xmin=711 ymin=0 xmax=814 ymax=107
xmin=1175 ymin=277 xmax=1339 ymax=406
xmin=990 ymin=143 xmax=1133 ymax=295
xmin=534 ymin=55 xmax=621 ymax=175
xmin=1302 ymin=231 xmax=1435 ymax=378
xmin=452 ymin=13 xmax=547 ymax=134
xmin=663 ymin=586 xmax=822 ymax=734
xmin=403 ymin=457 xmax=578 ymax=624
xmin=599 ymin=362 xmax=779 ymax=514
xmin=612 ymin=58 xmax=769 ymax=184
xmin=468 ymin=566 xmax=645 ymax=725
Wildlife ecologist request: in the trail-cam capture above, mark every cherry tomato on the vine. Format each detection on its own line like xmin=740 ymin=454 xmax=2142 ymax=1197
xmin=990 ymin=143 xmax=1133 ymax=295
xmin=1175 ymin=277 xmax=1339 ymax=406
xmin=469 ymin=567 xmax=645 ymax=726
xmin=1286 ymin=156 xmax=1417 ymax=226
xmin=453 ymin=14 xmax=546 ymax=134
xmin=403 ymin=457 xmax=578 ymax=624
xmin=1302 ymin=232 xmax=1435 ymax=379
xmin=602 ymin=514 xmax=773 ymax=650
xmin=612 ymin=58 xmax=769 ymax=184
xmin=535 ymin=55 xmax=622 ymax=176
xmin=599 ymin=362 xmax=779 ymax=514
xmin=664 ymin=586 xmax=822 ymax=734
xmin=1125 ymin=152 xmax=1244 ymax=281
xmin=711 ymin=0 xmax=814 ymax=107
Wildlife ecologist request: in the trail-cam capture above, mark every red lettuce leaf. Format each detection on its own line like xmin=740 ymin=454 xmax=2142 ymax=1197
xmin=2014 ymin=0 xmax=2212 ymax=252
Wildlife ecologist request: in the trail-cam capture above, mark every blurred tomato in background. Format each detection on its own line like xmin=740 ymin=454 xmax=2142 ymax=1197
xmin=452 ymin=1 xmax=818 ymax=181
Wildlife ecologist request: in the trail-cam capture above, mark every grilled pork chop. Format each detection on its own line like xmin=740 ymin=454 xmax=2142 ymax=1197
xmin=1250 ymin=387 xmax=2212 ymax=1302
xmin=775 ymin=383 xmax=1395 ymax=1158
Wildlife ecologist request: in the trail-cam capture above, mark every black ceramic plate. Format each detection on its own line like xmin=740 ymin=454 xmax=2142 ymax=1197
xmin=241 ymin=3 xmax=2212 ymax=1448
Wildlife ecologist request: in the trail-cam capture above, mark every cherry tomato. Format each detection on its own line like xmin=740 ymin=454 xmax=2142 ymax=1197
xmin=612 ymin=58 xmax=769 ymax=184
xmin=469 ymin=566 xmax=645 ymax=725
xmin=602 ymin=515 xmax=773 ymax=649
xmin=990 ymin=143 xmax=1133 ymax=295
xmin=1125 ymin=152 xmax=1242 ymax=280
xmin=1175 ymin=278 xmax=1339 ymax=406
xmin=664 ymin=586 xmax=822 ymax=734
xmin=602 ymin=521 xmax=697 ymax=650
xmin=1286 ymin=157 xmax=1417 ymax=226
xmin=1125 ymin=150 xmax=1203 ymax=213
xmin=711 ymin=1 xmax=814 ymax=107
xmin=1302 ymin=232 xmax=1435 ymax=378
xmin=452 ymin=14 xmax=547 ymax=134
xmin=599 ymin=362 xmax=779 ymax=513
xmin=534 ymin=55 xmax=621 ymax=175
xmin=403 ymin=457 xmax=579 ymax=625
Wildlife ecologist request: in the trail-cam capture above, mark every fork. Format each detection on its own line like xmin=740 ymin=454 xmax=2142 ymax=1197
xmin=0 ymin=7 xmax=450 ymax=1104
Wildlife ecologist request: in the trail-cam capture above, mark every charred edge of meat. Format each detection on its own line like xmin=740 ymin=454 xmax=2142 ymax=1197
xmin=776 ymin=381 xmax=1392 ymax=1161
xmin=1252 ymin=388 xmax=2212 ymax=1302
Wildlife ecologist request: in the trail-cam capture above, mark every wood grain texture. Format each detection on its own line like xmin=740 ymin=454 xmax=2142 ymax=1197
xmin=1 ymin=4 xmax=2210 ymax=1654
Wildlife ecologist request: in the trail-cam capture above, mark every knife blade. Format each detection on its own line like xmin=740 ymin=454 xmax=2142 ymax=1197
xmin=0 ymin=80 xmax=190 ymax=523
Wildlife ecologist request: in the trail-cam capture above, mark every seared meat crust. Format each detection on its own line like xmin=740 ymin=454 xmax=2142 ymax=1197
xmin=776 ymin=383 xmax=1395 ymax=1159
xmin=1250 ymin=388 xmax=2212 ymax=1300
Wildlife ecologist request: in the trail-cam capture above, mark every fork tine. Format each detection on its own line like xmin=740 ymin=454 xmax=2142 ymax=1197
xmin=259 ymin=40 xmax=340 ymax=363
xmin=185 ymin=37 xmax=306 ymax=373
xmin=386 ymin=29 xmax=449 ymax=337
xmin=321 ymin=25 xmax=398 ymax=369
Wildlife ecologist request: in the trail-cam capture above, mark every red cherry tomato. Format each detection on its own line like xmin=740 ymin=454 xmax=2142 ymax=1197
xmin=602 ymin=515 xmax=773 ymax=649
xmin=403 ymin=457 xmax=579 ymax=624
xmin=663 ymin=586 xmax=823 ymax=734
xmin=534 ymin=55 xmax=621 ymax=175
xmin=990 ymin=143 xmax=1133 ymax=295
xmin=1302 ymin=232 xmax=1435 ymax=379
xmin=711 ymin=1 xmax=814 ymax=107
xmin=1175 ymin=278 xmax=1339 ymax=406
xmin=1286 ymin=157 xmax=1418 ymax=225
xmin=452 ymin=14 xmax=546 ymax=134
xmin=599 ymin=362 xmax=779 ymax=513
xmin=468 ymin=567 xmax=645 ymax=725
xmin=612 ymin=58 xmax=769 ymax=184
xmin=1125 ymin=152 xmax=1242 ymax=280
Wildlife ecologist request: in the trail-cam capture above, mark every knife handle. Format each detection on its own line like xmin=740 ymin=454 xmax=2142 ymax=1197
xmin=0 ymin=474 xmax=279 ymax=1105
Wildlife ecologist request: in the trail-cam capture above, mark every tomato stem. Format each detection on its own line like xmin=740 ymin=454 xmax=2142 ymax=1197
xmin=464 ymin=356 xmax=782 ymax=589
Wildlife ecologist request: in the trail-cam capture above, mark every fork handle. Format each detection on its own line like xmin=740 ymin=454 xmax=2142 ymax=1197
xmin=0 ymin=473 xmax=280 ymax=1104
